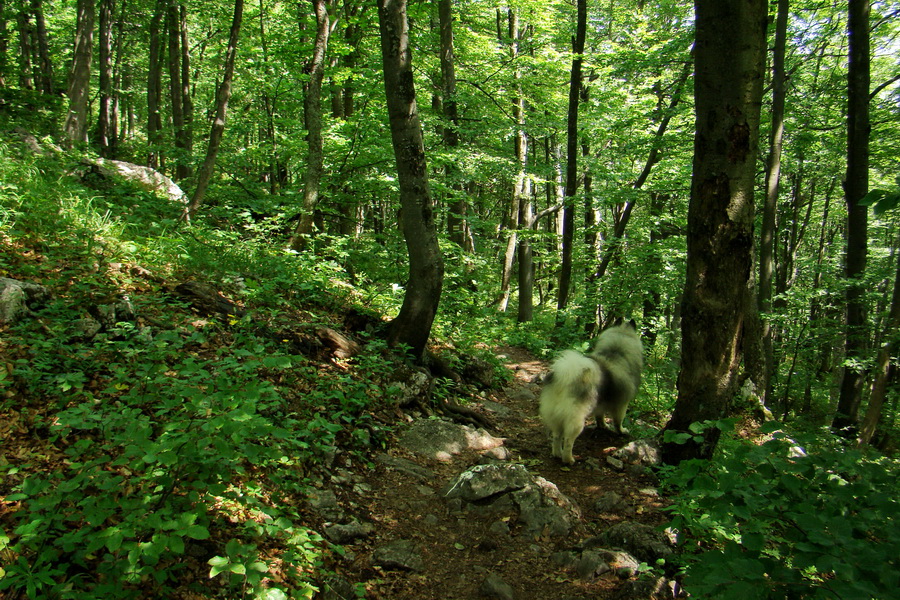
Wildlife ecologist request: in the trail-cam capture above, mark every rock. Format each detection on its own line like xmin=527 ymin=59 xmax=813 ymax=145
xmin=306 ymin=489 xmax=346 ymax=522
xmin=317 ymin=575 xmax=358 ymax=600
xmin=479 ymin=573 xmax=515 ymax=600
xmin=0 ymin=278 xmax=50 ymax=324
xmin=513 ymin=476 xmax=580 ymax=538
xmin=614 ymin=439 xmax=662 ymax=466
xmin=323 ymin=519 xmax=373 ymax=544
xmin=607 ymin=456 xmax=625 ymax=471
xmin=595 ymin=491 xmax=634 ymax=515
xmin=595 ymin=522 xmax=674 ymax=564
xmin=376 ymin=453 xmax=435 ymax=481
xmin=371 ymin=539 xmax=424 ymax=572
xmin=613 ymin=576 xmax=684 ymax=599
xmin=393 ymin=370 xmax=432 ymax=407
xmin=90 ymin=158 xmax=187 ymax=204
xmin=576 ymin=551 xmax=613 ymax=579
xmin=400 ymin=419 xmax=504 ymax=462
xmin=444 ymin=463 xmax=532 ymax=502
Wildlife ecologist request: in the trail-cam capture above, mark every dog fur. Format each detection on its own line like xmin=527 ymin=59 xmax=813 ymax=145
xmin=539 ymin=320 xmax=644 ymax=464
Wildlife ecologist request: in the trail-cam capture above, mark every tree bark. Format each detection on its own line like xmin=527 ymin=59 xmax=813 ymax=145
xmin=661 ymin=0 xmax=767 ymax=464
xmin=833 ymin=0 xmax=870 ymax=434
xmin=167 ymin=0 xmax=191 ymax=180
xmin=147 ymin=0 xmax=164 ymax=169
xmin=17 ymin=8 xmax=35 ymax=90
xmin=63 ymin=0 xmax=94 ymax=148
xmin=289 ymin=0 xmax=331 ymax=250
xmin=377 ymin=0 xmax=444 ymax=362
xmin=756 ymin=0 xmax=789 ymax=408
xmin=184 ymin=0 xmax=243 ymax=219
xmin=96 ymin=0 xmax=116 ymax=157
xmin=556 ymin=0 xmax=586 ymax=319
xmin=30 ymin=0 xmax=53 ymax=93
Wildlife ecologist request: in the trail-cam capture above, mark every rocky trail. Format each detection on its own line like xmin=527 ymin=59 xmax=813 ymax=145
xmin=310 ymin=347 xmax=678 ymax=600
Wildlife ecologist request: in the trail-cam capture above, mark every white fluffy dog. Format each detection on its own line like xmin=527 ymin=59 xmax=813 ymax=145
xmin=539 ymin=320 xmax=644 ymax=464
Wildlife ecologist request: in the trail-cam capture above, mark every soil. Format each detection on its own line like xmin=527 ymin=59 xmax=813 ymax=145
xmin=323 ymin=346 xmax=671 ymax=600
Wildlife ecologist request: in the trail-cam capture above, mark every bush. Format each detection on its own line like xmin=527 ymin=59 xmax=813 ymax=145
xmin=662 ymin=423 xmax=900 ymax=599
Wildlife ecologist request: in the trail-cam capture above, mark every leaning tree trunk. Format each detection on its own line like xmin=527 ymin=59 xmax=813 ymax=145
xmin=377 ymin=0 xmax=444 ymax=362
xmin=184 ymin=0 xmax=243 ymax=219
xmin=63 ymin=0 xmax=94 ymax=148
xmin=289 ymin=0 xmax=331 ymax=251
xmin=555 ymin=0 xmax=586 ymax=319
xmin=661 ymin=0 xmax=767 ymax=464
xmin=756 ymin=0 xmax=789 ymax=408
xmin=833 ymin=0 xmax=870 ymax=435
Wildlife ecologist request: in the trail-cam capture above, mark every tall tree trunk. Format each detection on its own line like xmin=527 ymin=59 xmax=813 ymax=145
xmin=184 ymin=0 xmax=243 ymax=219
xmin=757 ymin=0 xmax=789 ymax=407
xmin=498 ymin=9 xmax=525 ymax=313
xmin=661 ymin=0 xmax=767 ymax=464
xmin=96 ymin=0 xmax=115 ymax=157
xmin=833 ymin=0 xmax=870 ymax=434
xmin=147 ymin=0 xmax=164 ymax=168
xmin=858 ymin=243 xmax=900 ymax=446
xmin=167 ymin=0 xmax=190 ymax=180
xmin=377 ymin=0 xmax=444 ymax=362
xmin=179 ymin=4 xmax=193 ymax=162
xmin=438 ymin=0 xmax=469 ymax=251
xmin=63 ymin=0 xmax=94 ymax=148
xmin=16 ymin=9 xmax=34 ymax=90
xmin=30 ymin=0 xmax=52 ymax=93
xmin=555 ymin=0 xmax=586 ymax=319
xmin=290 ymin=0 xmax=331 ymax=250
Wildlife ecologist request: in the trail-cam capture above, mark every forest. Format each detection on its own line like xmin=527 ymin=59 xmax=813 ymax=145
xmin=1 ymin=0 xmax=899 ymax=598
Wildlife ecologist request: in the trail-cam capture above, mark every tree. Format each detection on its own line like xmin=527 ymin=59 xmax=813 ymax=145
xmin=289 ymin=0 xmax=331 ymax=250
xmin=185 ymin=0 xmax=244 ymax=219
xmin=376 ymin=0 xmax=444 ymax=361
xmin=147 ymin=0 xmax=164 ymax=169
xmin=661 ymin=0 xmax=767 ymax=464
xmin=96 ymin=0 xmax=116 ymax=157
xmin=63 ymin=0 xmax=95 ymax=147
xmin=555 ymin=0 xmax=586 ymax=320
xmin=833 ymin=0 xmax=870 ymax=435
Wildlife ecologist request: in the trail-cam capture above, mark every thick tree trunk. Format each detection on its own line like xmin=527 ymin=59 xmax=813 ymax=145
xmin=661 ymin=0 xmax=767 ymax=464
xmin=289 ymin=0 xmax=331 ymax=250
xmin=184 ymin=0 xmax=243 ymax=219
xmin=833 ymin=0 xmax=870 ymax=434
xmin=63 ymin=0 xmax=94 ymax=148
xmin=377 ymin=0 xmax=444 ymax=362
xmin=556 ymin=0 xmax=586 ymax=319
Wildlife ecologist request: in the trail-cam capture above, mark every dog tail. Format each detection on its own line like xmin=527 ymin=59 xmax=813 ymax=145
xmin=546 ymin=350 xmax=602 ymax=394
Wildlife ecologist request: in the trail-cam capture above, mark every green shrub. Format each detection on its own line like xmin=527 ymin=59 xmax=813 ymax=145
xmin=662 ymin=423 xmax=900 ymax=599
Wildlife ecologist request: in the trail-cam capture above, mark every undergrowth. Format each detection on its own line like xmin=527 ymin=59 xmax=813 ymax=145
xmin=661 ymin=421 xmax=900 ymax=599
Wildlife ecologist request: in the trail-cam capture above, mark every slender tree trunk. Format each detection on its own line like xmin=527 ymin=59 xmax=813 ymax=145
xmin=290 ymin=0 xmax=331 ymax=250
xmin=96 ymin=0 xmax=115 ymax=157
xmin=184 ymin=0 xmax=243 ymax=219
xmin=661 ymin=0 xmax=767 ymax=464
xmin=17 ymin=9 xmax=34 ymax=90
xmin=833 ymin=0 xmax=870 ymax=434
xmin=556 ymin=0 xmax=586 ymax=318
xmin=63 ymin=0 xmax=94 ymax=148
xmin=147 ymin=0 xmax=164 ymax=169
xmin=0 ymin=0 xmax=6 ymax=88
xmin=167 ymin=0 xmax=190 ymax=180
xmin=377 ymin=0 xmax=444 ymax=362
xmin=179 ymin=4 xmax=193 ymax=162
xmin=517 ymin=177 xmax=534 ymax=323
xmin=30 ymin=0 xmax=52 ymax=93
xmin=858 ymin=245 xmax=900 ymax=446
xmin=756 ymin=0 xmax=789 ymax=407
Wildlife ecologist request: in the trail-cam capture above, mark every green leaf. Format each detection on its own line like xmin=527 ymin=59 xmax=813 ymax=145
xmin=185 ymin=524 xmax=210 ymax=540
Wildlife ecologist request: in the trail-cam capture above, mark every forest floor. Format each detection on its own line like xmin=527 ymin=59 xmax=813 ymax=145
xmin=322 ymin=346 xmax=672 ymax=600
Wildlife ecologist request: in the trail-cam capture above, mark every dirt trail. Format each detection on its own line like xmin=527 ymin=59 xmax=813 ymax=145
xmin=323 ymin=347 xmax=669 ymax=600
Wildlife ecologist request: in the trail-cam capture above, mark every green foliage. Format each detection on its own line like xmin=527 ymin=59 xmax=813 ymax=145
xmin=662 ymin=424 xmax=900 ymax=599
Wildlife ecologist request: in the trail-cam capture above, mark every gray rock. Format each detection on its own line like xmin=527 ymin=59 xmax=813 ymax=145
xmin=0 ymin=278 xmax=49 ymax=324
xmin=317 ymin=575 xmax=358 ymax=600
xmin=594 ymin=492 xmax=633 ymax=515
xmin=613 ymin=576 xmax=684 ymax=599
xmin=512 ymin=477 xmax=579 ymax=538
xmin=400 ymin=419 xmax=504 ymax=462
xmin=576 ymin=551 xmax=613 ymax=579
xmin=596 ymin=522 xmax=674 ymax=564
xmin=306 ymin=489 xmax=346 ymax=522
xmin=614 ymin=439 xmax=662 ymax=466
xmin=444 ymin=463 xmax=532 ymax=502
xmin=479 ymin=573 xmax=515 ymax=600
xmin=371 ymin=539 xmax=424 ymax=572
xmin=323 ymin=519 xmax=373 ymax=544
xmin=91 ymin=158 xmax=187 ymax=204
xmin=375 ymin=453 xmax=435 ymax=481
